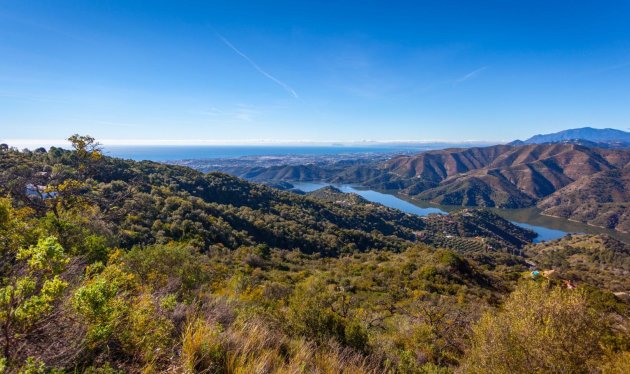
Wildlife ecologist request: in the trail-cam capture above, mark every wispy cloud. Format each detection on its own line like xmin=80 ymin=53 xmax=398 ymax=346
xmin=595 ymin=61 xmax=630 ymax=74
xmin=0 ymin=11 xmax=90 ymax=43
xmin=233 ymin=106 xmax=260 ymax=122
xmin=195 ymin=104 xmax=265 ymax=123
xmin=218 ymin=34 xmax=298 ymax=98
xmin=0 ymin=92 xmax=74 ymax=104
xmin=94 ymin=120 xmax=146 ymax=128
xmin=455 ymin=66 xmax=488 ymax=83
xmin=197 ymin=107 xmax=226 ymax=116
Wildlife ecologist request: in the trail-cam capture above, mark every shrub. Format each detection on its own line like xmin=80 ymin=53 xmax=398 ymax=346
xmin=119 ymin=293 xmax=174 ymax=366
xmin=0 ymin=236 xmax=68 ymax=362
xmin=287 ymin=277 xmax=346 ymax=344
xmin=602 ymin=351 xmax=630 ymax=374
xmin=73 ymin=260 xmax=136 ymax=346
xmin=462 ymin=281 xmax=609 ymax=373
xmin=344 ymin=320 xmax=369 ymax=352
xmin=180 ymin=318 xmax=225 ymax=373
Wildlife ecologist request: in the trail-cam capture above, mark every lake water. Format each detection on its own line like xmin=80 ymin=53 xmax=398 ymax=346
xmin=293 ymin=182 xmax=445 ymax=216
xmin=505 ymin=222 xmax=568 ymax=243
xmin=291 ymin=182 xmax=630 ymax=243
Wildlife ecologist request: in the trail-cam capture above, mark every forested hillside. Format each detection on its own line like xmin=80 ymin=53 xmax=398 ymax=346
xmin=0 ymin=141 xmax=536 ymax=257
xmin=0 ymin=136 xmax=628 ymax=373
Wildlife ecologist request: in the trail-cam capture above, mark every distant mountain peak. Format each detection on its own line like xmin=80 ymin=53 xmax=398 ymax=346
xmin=510 ymin=127 xmax=630 ymax=148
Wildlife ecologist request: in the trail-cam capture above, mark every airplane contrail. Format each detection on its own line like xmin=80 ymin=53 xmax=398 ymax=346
xmin=218 ymin=34 xmax=298 ymax=98
xmin=456 ymin=66 xmax=488 ymax=83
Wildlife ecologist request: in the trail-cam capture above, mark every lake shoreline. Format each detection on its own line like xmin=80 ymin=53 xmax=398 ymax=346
xmin=289 ymin=181 xmax=630 ymax=244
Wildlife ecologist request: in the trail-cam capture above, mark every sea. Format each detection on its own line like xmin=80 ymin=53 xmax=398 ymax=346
xmin=102 ymin=145 xmax=425 ymax=162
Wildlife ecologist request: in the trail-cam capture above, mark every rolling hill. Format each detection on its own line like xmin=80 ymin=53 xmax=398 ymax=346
xmin=538 ymin=168 xmax=630 ymax=232
xmin=375 ymin=144 xmax=630 ymax=231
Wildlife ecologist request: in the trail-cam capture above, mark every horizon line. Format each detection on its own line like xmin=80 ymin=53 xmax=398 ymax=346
xmin=1 ymin=138 xmax=502 ymax=148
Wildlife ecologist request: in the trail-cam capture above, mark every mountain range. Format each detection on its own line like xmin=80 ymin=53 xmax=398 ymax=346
xmin=211 ymin=141 xmax=630 ymax=233
xmin=509 ymin=126 xmax=630 ymax=148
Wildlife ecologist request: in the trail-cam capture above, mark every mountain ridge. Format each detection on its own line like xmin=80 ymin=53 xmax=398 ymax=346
xmin=509 ymin=126 xmax=630 ymax=148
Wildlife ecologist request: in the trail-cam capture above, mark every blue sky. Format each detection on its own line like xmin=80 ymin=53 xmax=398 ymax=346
xmin=1 ymin=0 xmax=630 ymax=145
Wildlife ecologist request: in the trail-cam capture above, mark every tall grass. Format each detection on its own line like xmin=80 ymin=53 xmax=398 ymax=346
xmin=176 ymin=317 xmax=383 ymax=373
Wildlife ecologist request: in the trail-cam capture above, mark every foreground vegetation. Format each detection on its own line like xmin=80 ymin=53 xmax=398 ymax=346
xmin=0 ymin=136 xmax=628 ymax=373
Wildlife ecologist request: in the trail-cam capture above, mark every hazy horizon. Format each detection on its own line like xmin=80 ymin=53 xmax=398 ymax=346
xmin=3 ymin=126 xmax=627 ymax=149
xmin=1 ymin=138 xmax=502 ymax=149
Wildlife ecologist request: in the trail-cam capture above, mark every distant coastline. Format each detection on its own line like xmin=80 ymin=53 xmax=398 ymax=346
xmin=100 ymin=143 xmax=495 ymax=162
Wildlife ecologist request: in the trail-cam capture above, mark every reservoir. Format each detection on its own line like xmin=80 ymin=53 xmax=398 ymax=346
xmin=291 ymin=182 xmax=630 ymax=244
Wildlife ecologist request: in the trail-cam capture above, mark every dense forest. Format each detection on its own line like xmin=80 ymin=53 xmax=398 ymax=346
xmin=0 ymin=136 xmax=629 ymax=373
